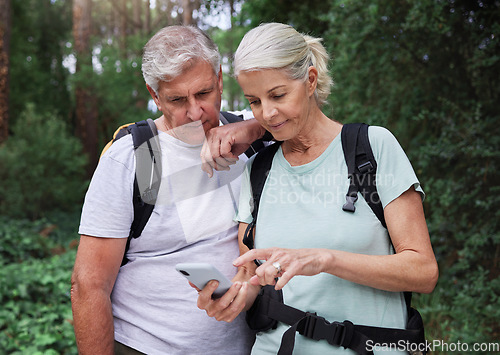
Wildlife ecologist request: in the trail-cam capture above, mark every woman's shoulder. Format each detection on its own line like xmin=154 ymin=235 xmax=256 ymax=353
xmin=367 ymin=125 xmax=396 ymax=140
xmin=365 ymin=125 xmax=413 ymax=168
xmin=367 ymin=125 xmax=402 ymax=151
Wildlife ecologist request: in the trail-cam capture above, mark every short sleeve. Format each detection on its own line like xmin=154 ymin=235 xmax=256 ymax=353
xmin=234 ymin=154 xmax=255 ymax=224
xmin=368 ymin=126 xmax=424 ymax=208
xmin=78 ymin=137 xmax=136 ymax=238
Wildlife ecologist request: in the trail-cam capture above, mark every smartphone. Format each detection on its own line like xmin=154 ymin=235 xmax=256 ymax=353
xmin=175 ymin=262 xmax=233 ymax=298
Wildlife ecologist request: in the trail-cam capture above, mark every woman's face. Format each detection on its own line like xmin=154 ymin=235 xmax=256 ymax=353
xmin=237 ymin=68 xmax=317 ymax=142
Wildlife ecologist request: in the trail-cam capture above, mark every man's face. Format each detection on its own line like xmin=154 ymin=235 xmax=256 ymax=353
xmin=148 ymin=60 xmax=223 ymax=144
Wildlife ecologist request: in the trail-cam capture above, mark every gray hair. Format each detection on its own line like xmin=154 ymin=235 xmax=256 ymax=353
xmin=234 ymin=23 xmax=332 ymax=106
xmin=142 ymin=26 xmax=221 ymax=94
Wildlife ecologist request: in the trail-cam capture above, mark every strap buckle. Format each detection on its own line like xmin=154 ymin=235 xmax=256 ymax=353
xmin=342 ymin=195 xmax=358 ymax=212
xmin=358 ymin=161 xmax=374 ymax=173
xmin=297 ymin=312 xmax=346 ymax=347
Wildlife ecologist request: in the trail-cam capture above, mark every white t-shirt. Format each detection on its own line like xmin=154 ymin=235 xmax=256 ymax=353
xmin=79 ymin=120 xmax=255 ymax=354
xmin=235 ymin=126 xmax=424 ymax=355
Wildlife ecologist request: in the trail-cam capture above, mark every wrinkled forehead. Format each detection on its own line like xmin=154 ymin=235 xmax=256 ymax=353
xmin=162 ymin=59 xmax=217 ymax=82
xmin=159 ymin=60 xmax=219 ymax=95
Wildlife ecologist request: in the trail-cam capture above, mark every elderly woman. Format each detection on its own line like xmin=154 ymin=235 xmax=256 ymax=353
xmin=196 ymin=23 xmax=438 ymax=354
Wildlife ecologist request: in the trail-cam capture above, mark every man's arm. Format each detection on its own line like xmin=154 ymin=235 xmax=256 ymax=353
xmin=201 ymin=118 xmax=267 ymax=177
xmin=71 ymin=235 xmax=127 ymax=355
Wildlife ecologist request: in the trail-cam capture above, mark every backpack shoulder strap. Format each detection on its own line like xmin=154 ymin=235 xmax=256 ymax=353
xmin=342 ymin=123 xmax=412 ymax=308
xmin=128 ymin=118 xmax=161 ymax=229
xmin=242 ymin=141 xmax=282 ymax=251
xmin=341 ymin=123 xmax=362 ymax=212
xmin=112 ymin=119 xmax=160 ymax=266
xmin=341 ymin=123 xmax=386 ymax=228
xmin=129 ymin=119 xmax=158 ymax=149
xmin=220 ymin=111 xmax=243 ymax=124
xmin=220 ymin=111 xmax=266 ymax=158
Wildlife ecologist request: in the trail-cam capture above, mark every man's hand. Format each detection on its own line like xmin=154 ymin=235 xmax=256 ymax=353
xmin=202 ymin=119 xmax=266 ymax=177
xmin=191 ymin=261 xmax=261 ymax=323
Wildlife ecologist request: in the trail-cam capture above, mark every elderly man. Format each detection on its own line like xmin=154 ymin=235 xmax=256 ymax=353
xmin=71 ymin=25 xmax=265 ymax=354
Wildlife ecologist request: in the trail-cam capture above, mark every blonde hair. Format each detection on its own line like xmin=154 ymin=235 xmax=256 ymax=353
xmin=234 ymin=23 xmax=332 ymax=106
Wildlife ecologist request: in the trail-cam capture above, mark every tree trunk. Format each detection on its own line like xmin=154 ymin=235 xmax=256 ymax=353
xmin=143 ymin=0 xmax=150 ymax=34
xmin=132 ymin=0 xmax=141 ymax=34
xmin=73 ymin=0 xmax=99 ymax=176
xmin=0 ymin=0 xmax=11 ymax=143
xmin=182 ymin=0 xmax=193 ymax=25
xmin=120 ymin=0 xmax=127 ymax=51
xmin=227 ymin=0 xmax=236 ymax=110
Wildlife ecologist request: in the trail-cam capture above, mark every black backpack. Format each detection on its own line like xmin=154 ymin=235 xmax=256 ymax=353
xmin=102 ymin=112 xmax=265 ymax=266
xmin=243 ymin=123 xmax=427 ymax=355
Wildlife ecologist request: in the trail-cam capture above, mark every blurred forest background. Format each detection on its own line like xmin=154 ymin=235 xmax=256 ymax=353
xmin=0 ymin=0 xmax=499 ymax=353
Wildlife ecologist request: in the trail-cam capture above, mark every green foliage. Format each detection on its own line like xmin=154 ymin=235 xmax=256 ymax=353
xmin=0 ymin=210 xmax=80 ymax=265
xmin=415 ymin=270 xmax=500 ymax=353
xmin=0 ymin=218 xmax=56 ymax=265
xmin=414 ymin=100 xmax=500 ymax=344
xmin=68 ymin=31 xmax=154 ymax=150
xmin=240 ymin=0 xmax=332 ymax=36
xmin=0 ymin=103 xmax=88 ymax=219
xmin=92 ymin=44 xmax=152 ymax=147
xmin=0 ymin=214 xmax=79 ymax=354
xmin=326 ymin=0 xmax=499 ymax=145
xmin=210 ymin=26 xmax=249 ymax=110
xmin=10 ymin=0 xmax=73 ymax=126
xmin=43 ymin=209 xmax=85 ymax=247
xmin=0 ymin=250 xmax=77 ymax=354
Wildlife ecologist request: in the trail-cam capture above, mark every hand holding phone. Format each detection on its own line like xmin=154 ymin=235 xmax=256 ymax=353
xmin=175 ymin=263 xmax=233 ymax=298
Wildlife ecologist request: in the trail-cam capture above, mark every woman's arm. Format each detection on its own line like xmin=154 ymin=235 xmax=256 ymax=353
xmin=321 ymin=187 xmax=438 ymax=293
xmin=201 ymin=119 xmax=266 ymax=177
xmin=234 ymin=187 xmax=439 ymax=294
xmin=195 ymin=223 xmax=261 ymax=322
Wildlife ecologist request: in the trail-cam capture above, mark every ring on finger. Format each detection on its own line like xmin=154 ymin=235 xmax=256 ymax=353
xmin=272 ymin=261 xmax=282 ymax=275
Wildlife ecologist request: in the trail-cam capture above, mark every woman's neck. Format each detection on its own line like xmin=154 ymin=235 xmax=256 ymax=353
xmin=282 ymin=112 xmax=342 ymax=166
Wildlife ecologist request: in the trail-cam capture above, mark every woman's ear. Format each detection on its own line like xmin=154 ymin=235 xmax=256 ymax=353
xmin=307 ymin=66 xmax=318 ymax=97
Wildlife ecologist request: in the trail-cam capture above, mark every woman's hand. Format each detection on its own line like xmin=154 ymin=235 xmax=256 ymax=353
xmin=231 ymin=188 xmax=438 ymax=294
xmin=201 ymin=119 xmax=266 ymax=177
xmin=233 ymin=248 xmax=328 ymax=290
xmin=200 ymin=125 xmax=240 ymax=177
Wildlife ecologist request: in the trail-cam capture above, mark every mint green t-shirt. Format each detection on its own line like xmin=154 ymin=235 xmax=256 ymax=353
xmin=235 ymin=126 xmax=424 ymax=355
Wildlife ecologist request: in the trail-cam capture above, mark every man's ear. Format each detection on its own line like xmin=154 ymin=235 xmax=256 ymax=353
xmin=218 ymin=65 xmax=223 ymax=94
xmin=146 ymin=84 xmax=161 ymax=111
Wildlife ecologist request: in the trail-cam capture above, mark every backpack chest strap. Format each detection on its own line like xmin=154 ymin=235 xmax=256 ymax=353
xmin=256 ymin=289 xmax=424 ymax=355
